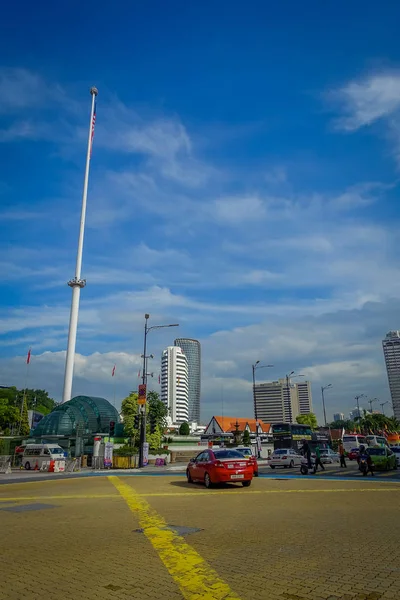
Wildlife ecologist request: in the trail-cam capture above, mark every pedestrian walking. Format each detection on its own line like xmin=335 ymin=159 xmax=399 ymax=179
xmin=338 ymin=441 xmax=347 ymax=468
xmin=314 ymin=445 xmax=325 ymax=471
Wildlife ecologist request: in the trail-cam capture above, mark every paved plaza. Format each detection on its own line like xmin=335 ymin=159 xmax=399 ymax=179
xmin=1 ymin=475 xmax=399 ymax=600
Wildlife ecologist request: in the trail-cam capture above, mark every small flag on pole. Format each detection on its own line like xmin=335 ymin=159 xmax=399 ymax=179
xmin=158 ymin=374 xmax=161 ymax=384
xmin=26 ymin=348 xmax=31 ymax=364
xmin=112 ymin=365 xmax=116 ymax=377
xmin=90 ymin=101 xmax=96 ymax=157
xmin=138 ymin=370 xmax=141 ymax=378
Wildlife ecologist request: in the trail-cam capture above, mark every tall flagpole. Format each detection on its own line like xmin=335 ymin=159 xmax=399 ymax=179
xmin=62 ymin=87 xmax=98 ymax=403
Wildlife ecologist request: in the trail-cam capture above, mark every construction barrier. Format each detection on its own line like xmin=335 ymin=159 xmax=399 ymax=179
xmin=64 ymin=458 xmax=81 ymax=472
xmin=0 ymin=456 xmax=12 ymax=474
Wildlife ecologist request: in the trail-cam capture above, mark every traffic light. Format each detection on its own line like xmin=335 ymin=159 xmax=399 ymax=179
xmin=134 ymin=414 xmax=140 ymax=429
xmin=150 ymin=413 xmax=157 ymax=434
xmin=109 ymin=421 xmax=115 ymax=437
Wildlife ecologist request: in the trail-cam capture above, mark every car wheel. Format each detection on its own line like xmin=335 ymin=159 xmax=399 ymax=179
xmin=242 ymin=481 xmax=251 ymax=487
xmin=289 ymin=460 xmax=294 ymax=468
xmin=254 ymin=471 xmax=259 ymax=477
xmin=24 ymin=462 xmax=30 ymax=470
xmin=270 ymin=465 xmax=275 ymax=469
xmin=204 ymin=472 xmax=213 ymax=489
xmin=186 ymin=468 xmax=193 ymax=483
xmin=283 ymin=465 xmax=287 ymax=469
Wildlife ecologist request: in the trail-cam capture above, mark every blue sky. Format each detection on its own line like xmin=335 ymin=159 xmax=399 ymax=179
xmin=1 ymin=1 xmax=400 ymax=422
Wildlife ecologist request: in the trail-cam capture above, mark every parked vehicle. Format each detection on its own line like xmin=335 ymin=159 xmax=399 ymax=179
xmin=390 ymin=446 xmax=400 ymax=467
xmin=366 ymin=446 xmax=397 ymax=471
xmin=347 ymin=448 xmax=360 ymax=461
xmin=186 ymin=449 xmax=253 ymax=488
xmin=300 ymin=456 xmax=316 ymax=475
xmin=366 ymin=435 xmax=388 ymax=447
xmin=342 ymin=434 xmax=368 ymax=452
xmin=269 ymin=448 xmax=302 ymax=469
xmin=236 ymin=447 xmax=259 ymax=476
xmin=320 ymin=449 xmax=340 ymax=464
xmin=22 ymin=444 xmax=65 ymax=470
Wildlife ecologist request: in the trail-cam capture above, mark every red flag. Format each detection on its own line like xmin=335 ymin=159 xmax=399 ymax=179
xmin=26 ymin=348 xmax=31 ymax=364
xmin=138 ymin=370 xmax=141 ymax=378
xmin=112 ymin=365 xmax=116 ymax=377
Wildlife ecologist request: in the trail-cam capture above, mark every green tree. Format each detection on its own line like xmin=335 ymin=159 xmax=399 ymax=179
xmin=147 ymin=391 xmax=168 ymax=450
xmin=121 ymin=391 xmax=139 ymax=447
xmin=328 ymin=419 xmax=355 ymax=431
xmin=242 ymin=429 xmax=251 ymax=445
xmin=296 ymin=413 xmax=318 ymax=430
xmin=387 ymin=417 xmax=400 ymax=432
xmin=179 ymin=422 xmax=190 ymax=436
xmin=16 ymin=388 xmax=56 ymax=416
xmin=0 ymin=387 xmax=20 ymax=433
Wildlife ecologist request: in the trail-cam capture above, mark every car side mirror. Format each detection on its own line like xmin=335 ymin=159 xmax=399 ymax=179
xmin=190 ymin=457 xmax=196 ymax=463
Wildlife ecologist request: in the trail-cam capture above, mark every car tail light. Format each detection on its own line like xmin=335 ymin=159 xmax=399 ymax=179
xmin=282 ymin=456 xmax=287 ymax=460
xmin=215 ymin=460 xmax=225 ymax=468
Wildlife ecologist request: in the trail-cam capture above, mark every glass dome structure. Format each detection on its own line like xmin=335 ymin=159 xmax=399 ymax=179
xmin=32 ymin=396 xmax=119 ymax=436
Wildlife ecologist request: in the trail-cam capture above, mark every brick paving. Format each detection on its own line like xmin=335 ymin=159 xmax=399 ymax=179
xmin=0 ymin=476 xmax=399 ymax=600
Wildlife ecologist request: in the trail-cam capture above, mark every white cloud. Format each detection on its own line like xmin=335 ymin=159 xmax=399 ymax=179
xmin=331 ymin=71 xmax=400 ymax=131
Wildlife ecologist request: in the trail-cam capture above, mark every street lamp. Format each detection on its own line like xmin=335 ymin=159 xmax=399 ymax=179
xmin=321 ymin=384 xmax=332 ymax=427
xmin=368 ymin=398 xmax=377 ymax=413
xmin=380 ymin=400 xmax=389 ymax=416
xmin=354 ymin=394 xmax=365 ymax=422
xmin=285 ymin=371 xmax=304 ymax=423
xmin=252 ymin=361 xmax=273 ymax=458
xmin=138 ymin=314 xmax=179 ymax=468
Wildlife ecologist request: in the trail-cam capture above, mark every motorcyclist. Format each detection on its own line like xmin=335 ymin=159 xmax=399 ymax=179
xmin=357 ymin=444 xmax=374 ymax=476
xmin=301 ymin=439 xmax=312 ymax=469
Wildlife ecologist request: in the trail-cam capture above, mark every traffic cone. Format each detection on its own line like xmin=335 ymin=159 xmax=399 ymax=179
xmin=48 ymin=460 xmax=55 ymax=472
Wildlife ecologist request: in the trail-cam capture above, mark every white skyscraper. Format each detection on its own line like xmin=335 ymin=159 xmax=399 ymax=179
xmin=254 ymin=378 xmax=313 ymax=424
xmin=383 ymin=331 xmax=400 ymax=420
xmin=161 ymin=346 xmax=189 ymax=423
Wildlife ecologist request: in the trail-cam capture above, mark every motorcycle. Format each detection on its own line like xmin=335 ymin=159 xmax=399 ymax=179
xmin=358 ymin=455 xmax=369 ymax=476
xmin=300 ymin=456 xmax=316 ymax=475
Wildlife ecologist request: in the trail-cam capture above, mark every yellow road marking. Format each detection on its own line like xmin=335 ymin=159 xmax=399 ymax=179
xmin=1 ymin=487 xmax=400 ymax=502
xmin=109 ymin=475 xmax=241 ymax=600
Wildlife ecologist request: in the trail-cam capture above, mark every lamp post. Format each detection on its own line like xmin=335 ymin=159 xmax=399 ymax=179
xmin=380 ymin=400 xmax=389 ymax=416
xmin=252 ymin=361 xmax=273 ymax=458
xmin=138 ymin=314 xmax=179 ymax=468
xmin=285 ymin=371 xmax=304 ymax=423
xmin=368 ymin=397 xmax=377 ymax=413
xmin=321 ymin=384 xmax=332 ymax=427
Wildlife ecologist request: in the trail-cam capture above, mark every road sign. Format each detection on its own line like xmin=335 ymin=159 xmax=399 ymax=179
xmin=138 ymin=383 xmax=147 ymax=405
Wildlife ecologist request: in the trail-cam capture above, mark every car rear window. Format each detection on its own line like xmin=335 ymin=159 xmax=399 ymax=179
xmin=367 ymin=448 xmax=385 ymax=456
xmin=392 ymin=448 xmax=400 ymax=453
xmin=213 ymin=450 xmax=244 ymax=459
xmin=274 ymin=449 xmax=288 ymax=454
xmin=237 ymin=449 xmax=252 ymax=456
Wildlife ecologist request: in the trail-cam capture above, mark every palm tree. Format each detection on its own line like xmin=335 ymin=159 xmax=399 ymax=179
xmin=387 ymin=417 xmax=400 ymax=433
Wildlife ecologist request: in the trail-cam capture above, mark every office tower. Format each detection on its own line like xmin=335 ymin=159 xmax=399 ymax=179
xmin=333 ymin=412 xmax=345 ymax=422
xmin=296 ymin=380 xmax=313 ymax=414
xmin=383 ymin=331 xmax=400 ymax=419
xmin=254 ymin=378 xmax=312 ymax=424
xmin=161 ymin=346 xmax=189 ymax=423
xmin=174 ymin=338 xmax=201 ymax=422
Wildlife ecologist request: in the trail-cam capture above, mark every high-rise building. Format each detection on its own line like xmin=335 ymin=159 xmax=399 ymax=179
xmin=383 ymin=330 xmax=400 ymax=420
xmin=161 ymin=346 xmax=189 ymax=423
xmin=333 ymin=412 xmax=345 ymax=422
xmin=174 ymin=338 xmax=201 ymax=422
xmin=254 ymin=378 xmax=313 ymax=424
xmin=296 ymin=380 xmax=313 ymax=415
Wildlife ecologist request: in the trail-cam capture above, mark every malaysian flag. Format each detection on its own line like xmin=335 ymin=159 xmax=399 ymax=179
xmin=90 ymin=101 xmax=96 ymax=157
xmin=112 ymin=365 xmax=116 ymax=377
xmin=26 ymin=348 xmax=31 ymax=364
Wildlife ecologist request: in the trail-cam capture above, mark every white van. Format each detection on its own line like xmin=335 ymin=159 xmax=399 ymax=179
xmin=22 ymin=444 xmax=65 ymax=470
xmin=366 ymin=435 xmax=388 ymax=447
xmin=342 ymin=434 xmax=368 ymax=452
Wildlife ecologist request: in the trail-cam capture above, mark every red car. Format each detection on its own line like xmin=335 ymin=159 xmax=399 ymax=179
xmin=187 ymin=448 xmax=253 ymax=488
xmin=347 ymin=448 xmax=360 ymax=461
xmin=236 ymin=446 xmax=259 ymax=476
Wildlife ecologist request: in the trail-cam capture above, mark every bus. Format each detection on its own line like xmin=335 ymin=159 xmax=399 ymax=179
xmin=272 ymin=423 xmax=329 ymax=452
xmin=342 ymin=434 xmax=368 ymax=452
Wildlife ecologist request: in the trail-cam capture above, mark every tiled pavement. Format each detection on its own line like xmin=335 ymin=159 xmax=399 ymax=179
xmin=0 ymin=475 xmax=399 ymax=600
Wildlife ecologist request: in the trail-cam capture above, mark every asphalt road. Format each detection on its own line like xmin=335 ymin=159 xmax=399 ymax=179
xmin=1 ymin=474 xmax=399 ymax=600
